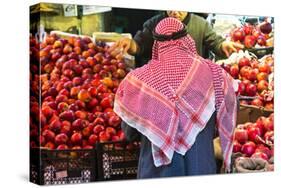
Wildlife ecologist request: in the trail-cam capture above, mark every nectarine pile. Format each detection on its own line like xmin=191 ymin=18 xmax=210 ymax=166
xmin=30 ymin=34 xmax=128 ymax=150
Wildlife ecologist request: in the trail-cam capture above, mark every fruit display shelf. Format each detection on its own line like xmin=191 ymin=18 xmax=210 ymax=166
xmin=231 ymin=112 xmax=274 ymax=173
xmin=30 ymin=32 xmax=141 ymax=184
xmin=248 ymin=46 xmax=274 ymax=59
xmin=30 ymin=147 xmax=96 ymax=185
xmin=30 ymin=141 xmax=141 ymax=185
xmin=96 ymin=141 xmax=140 ymax=181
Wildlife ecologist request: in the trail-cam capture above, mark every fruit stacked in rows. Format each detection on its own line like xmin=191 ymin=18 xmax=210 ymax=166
xmin=30 ymin=33 xmax=129 ymax=150
xmin=233 ymin=113 xmax=274 ymax=161
xmin=230 ymin=21 xmax=273 ymax=48
xmin=222 ymin=55 xmax=274 ymax=110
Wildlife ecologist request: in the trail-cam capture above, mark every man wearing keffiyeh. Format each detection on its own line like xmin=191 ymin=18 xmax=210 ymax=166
xmin=113 ymin=17 xmax=237 ymax=178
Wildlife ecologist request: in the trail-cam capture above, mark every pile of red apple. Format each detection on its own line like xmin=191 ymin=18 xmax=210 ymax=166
xmin=222 ymin=55 xmax=274 ymax=110
xmin=230 ymin=21 xmax=273 ymax=48
xmin=30 ymin=33 xmax=129 ymax=150
xmin=233 ymin=113 xmax=274 ymax=162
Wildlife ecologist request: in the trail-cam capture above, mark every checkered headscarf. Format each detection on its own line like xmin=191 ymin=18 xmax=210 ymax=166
xmin=114 ymin=17 xmax=237 ymax=172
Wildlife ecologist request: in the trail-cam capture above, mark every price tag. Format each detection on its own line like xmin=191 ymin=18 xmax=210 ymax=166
xmin=56 ymin=170 xmax=68 ymax=179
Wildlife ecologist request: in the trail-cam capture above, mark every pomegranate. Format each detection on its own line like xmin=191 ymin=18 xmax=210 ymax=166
xmin=241 ymin=141 xmax=256 ymax=157
xmin=234 ymin=128 xmax=248 ymax=144
xmin=233 ymin=140 xmax=242 ymax=153
xmin=247 ymin=126 xmax=262 ymax=142
xmin=245 ymin=84 xmax=257 ymax=96
xmin=259 ymin=21 xmax=272 ymax=34
xmin=251 ymin=152 xmax=269 ymax=161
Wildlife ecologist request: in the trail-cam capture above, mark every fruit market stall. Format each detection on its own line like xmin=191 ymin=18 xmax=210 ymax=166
xmin=214 ymin=17 xmax=274 ymax=172
xmin=30 ymin=6 xmax=275 ymax=185
xmin=30 ymin=32 xmax=140 ymax=184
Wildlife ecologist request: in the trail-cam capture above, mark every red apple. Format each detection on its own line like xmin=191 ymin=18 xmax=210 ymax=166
xmin=258 ymin=63 xmax=270 ymax=74
xmin=243 ymin=24 xmax=253 ymax=35
xmin=93 ymin=124 xmax=105 ymax=134
xmin=75 ymin=110 xmax=87 ymax=120
xmin=78 ymin=89 xmax=91 ymax=102
xmin=60 ymin=121 xmax=72 ymax=135
xmin=111 ymin=135 xmax=121 ymax=142
xmin=245 ymin=84 xmax=257 ymax=96
xmin=42 ymin=130 xmax=55 ymax=142
xmin=72 ymin=119 xmax=85 ymax=131
xmin=59 ymin=110 xmax=75 ymax=122
xmin=117 ymin=130 xmax=126 ymax=141
xmin=116 ymin=69 xmax=126 ymax=78
xmin=72 ymin=77 xmax=83 ymax=86
xmin=63 ymin=44 xmax=72 ymax=54
xmin=53 ymin=40 xmax=63 ymax=49
xmin=55 ymin=95 xmax=68 ymax=104
xmin=100 ymin=97 xmax=113 ymax=109
xmin=41 ymin=106 xmax=54 ymax=119
xmin=252 ymin=29 xmax=261 ymax=39
xmin=88 ymin=134 xmax=98 ymax=146
xmin=82 ymin=127 xmax=91 ymax=138
xmin=251 ymin=98 xmax=264 ymax=107
xmin=40 ymin=135 xmax=46 ymax=146
xmin=99 ymin=131 xmax=110 ymax=143
xmin=49 ymin=119 xmax=62 ymax=133
xmin=257 ymin=80 xmax=268 ymax=93
xmin=70 ymin=87 xmax=80 ymax=98
xmin=263 ymin=118 xmax=273 ymax=131
xmin=57 ymin=144 xmax=69 ymax=150
xmin=239 ymin=66 xmax=251 ymax=78
xmin=55 ymin=133 xmax=69 ymax=145
xmin=246 ymin=69 xmax=257 ymax=82
xmin=71 ymin=132 xmax=82 ymax=145
xmin=238 ymin=57 xmax=251 ymax=68
xmin=93 ymin=117 xmax=105 ymax=126
xmin=87 ymin=98 xmax=99 ymax=109
xmin=108 ymin=116 xmax=121 ymax=128
xmin=232 ymin=29 xmax=245 ymax=42
xmin=264 ymin=102 xmax=273 ymax=110
xmin=105 ymin=127 xmax=117 ymax=137
xmin=244 ymin=35 xmax=256 ymax=48
xmin=256 ymin=72 xmax=268 ymax=82
xmin=57 ymin=102 xmax=69 ymax=113
xmin=45 ymin=142 xmax=55 ymax=149
xmin=75 ymin=100 xmax=86 ymax=109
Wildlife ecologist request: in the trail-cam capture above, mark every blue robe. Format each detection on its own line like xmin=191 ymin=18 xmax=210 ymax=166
xmin=121 ymin=112 xmax=217 ymax=179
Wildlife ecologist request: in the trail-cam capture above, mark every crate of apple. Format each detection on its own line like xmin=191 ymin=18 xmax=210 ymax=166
xmin=222 ymin=55 xmax=273 ymax=110
xmin=32 ymin=33 xmax=133 ymax=150
xmin=233 ymin=113 xmax=274 ymax=162
xmin=230 ymin=21 xmax=273 ymax=49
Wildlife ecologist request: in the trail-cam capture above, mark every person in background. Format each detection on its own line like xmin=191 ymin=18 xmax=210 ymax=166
xmin=110 ymin=11 xmax=244 ymax=67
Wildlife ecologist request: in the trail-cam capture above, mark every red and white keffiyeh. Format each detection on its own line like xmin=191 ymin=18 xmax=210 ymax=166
xmin=114 ymin=17 xmax=237 ymax=171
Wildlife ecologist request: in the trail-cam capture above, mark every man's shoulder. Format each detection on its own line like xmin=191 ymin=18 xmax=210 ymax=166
xmin=190 ymin=13 xmax=209 ymax=25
